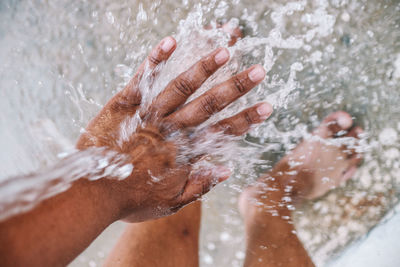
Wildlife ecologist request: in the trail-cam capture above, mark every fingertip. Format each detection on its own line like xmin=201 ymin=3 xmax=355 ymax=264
xmin=161 ymin=36 xmax=176 ymax=53
xmin=214 ymin=47 xmax=230 ymax=65
xmin=248 ymin=64 xmax=266 ymax=83
xmin=221 ymin=22 xmax=243 ymax=46
xmin=256 ymin=102 xmax=273 ymax=120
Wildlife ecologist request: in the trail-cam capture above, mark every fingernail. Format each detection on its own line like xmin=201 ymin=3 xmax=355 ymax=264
xmin=337 ymin=115 xmax=352 ymax=129
xmin=248 ymin=65 xmax=266 ymax=83
xmin=214 ymin=166 xmax=231 ymax=182
xmin=161 ymin=36 xmax=175 ymax=52
xmin=214 ymin=48 xmax=230 ymax=65
xmin=257 ymin=102 xmax=273 ymax=120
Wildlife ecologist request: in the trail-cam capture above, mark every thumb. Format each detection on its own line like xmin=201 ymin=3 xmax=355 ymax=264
xmin=180 ymin=165 xmax=231 ymax=205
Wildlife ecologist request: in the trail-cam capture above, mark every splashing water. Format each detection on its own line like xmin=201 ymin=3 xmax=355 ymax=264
xmin=0 ymin=148 xmax=133 ymax=221
xmin=0 ymin=0 xmax=399 ymax=266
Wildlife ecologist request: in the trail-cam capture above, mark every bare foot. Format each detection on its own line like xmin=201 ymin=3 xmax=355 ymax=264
xmin=280 ymin=111 xmax=363 ymax=200
xmin=238 ymin=111 xmax=363 ymax=267
xmin=240 ymin=111 xmax=363 ymax=214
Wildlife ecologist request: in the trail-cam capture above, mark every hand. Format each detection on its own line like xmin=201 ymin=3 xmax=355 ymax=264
xmin=77 ymin=36 xmax=273 ymax=222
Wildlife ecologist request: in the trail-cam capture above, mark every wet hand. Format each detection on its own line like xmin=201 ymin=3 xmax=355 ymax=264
xmin=77 ymin=36 xmax=272 ymax=222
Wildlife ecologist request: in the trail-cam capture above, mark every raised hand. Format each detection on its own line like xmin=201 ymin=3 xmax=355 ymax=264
xmin=77 ymin=36 xmax=273 ymax=222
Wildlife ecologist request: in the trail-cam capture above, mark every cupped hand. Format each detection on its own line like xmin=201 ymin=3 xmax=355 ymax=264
xmin=77 ymin=36 xmax=272 ymax=222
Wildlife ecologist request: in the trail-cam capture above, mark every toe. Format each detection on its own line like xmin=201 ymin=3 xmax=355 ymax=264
xmin=344 ymin=126 xmax=364 ymax=159
xmin=348 ymin=153 xmax=363 ymax=167
xmin=313 ymin=111 xmax=353 ymax=138
xmin=347 ymin=126 xmax=364 ymax=139
xmin=339 ymin=125 xmax=363 ymax=183
xmin=341 ymin=166 xmax=357 ymax=183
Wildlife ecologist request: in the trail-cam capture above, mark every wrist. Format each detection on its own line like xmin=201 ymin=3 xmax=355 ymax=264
xmin=75 ymin=178 xmax=124 ymax=224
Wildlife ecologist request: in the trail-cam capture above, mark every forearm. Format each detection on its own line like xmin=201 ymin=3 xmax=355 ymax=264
xmin=0 ymin=178 xmax=119 ymax=267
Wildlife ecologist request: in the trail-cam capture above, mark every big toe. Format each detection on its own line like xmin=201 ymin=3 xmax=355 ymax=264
xmin=313 ymin=111 xmax=353 ymax=138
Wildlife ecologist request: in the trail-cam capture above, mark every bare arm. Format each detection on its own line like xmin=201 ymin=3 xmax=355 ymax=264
xmin=0 ymin=36 xmax=271 ymax=266
xmin=0 ymin=179 xmax=118 ymax=266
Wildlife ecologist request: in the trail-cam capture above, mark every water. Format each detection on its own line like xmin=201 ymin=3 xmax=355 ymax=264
xmin=0 ymin=0 xmax=399 ymax=266
xmin=0 ymin=148 xmax=133 ymax=221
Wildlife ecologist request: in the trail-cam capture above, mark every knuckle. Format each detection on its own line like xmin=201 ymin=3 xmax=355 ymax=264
xmin=148 ymin=54 xmax=161 ymax=66
xmin=109 ymin=95 xmax=140 ymax=113
xmin=160 ymin=118 xmax=185 ymax=135
xmin=200 ymin=93 xmax=220 ymax=116
xmin=199 ymin=59 xmax=215 ymax=77
xmin=173 ymin=77 xmax=195 ymax=97
xmin=244 ymin=110 xmax=255 ymax=125
xmin=217 ymin=121 xmax=234 ymax=134
xmin=232 ymin=76 xmax=247 ymax=94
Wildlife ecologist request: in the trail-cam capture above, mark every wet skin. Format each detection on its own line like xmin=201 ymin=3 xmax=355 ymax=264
xmin=104 ymin=111 xmax=363 ymax=267
xmin=76 ymin=36 xmax=272 ymax=222
xmin=103 ymin=27 xmax=363 ymax=267
xmin=239 ymin=111 xmax=363 ymax=267
xmin=0 ymin=35 xmax=272 ymax=267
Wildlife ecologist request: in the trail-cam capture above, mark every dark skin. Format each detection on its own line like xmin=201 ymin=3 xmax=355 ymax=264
xmin=0 ymin=36 xmax=272 ymax=266
xmin=103 ymin=112 xmax=363 ymax=267
xmin=102 ymin=29 xmax=364 ymax=267
xmin=241 ymin=112 xmax=363 ymax=267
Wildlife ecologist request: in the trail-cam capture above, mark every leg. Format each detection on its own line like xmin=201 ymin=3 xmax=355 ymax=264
xmin=104 ymin=201 xmax=201 ymax=267
xmin=241 ymin=179 xmax=314 ymax=267
xmin=240 ymin=111 xmax=363 ymax=267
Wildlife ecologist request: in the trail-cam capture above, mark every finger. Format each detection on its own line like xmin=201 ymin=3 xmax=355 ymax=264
xmin=313 ymin=111 xmax=353 ymax=138
xmin=179 ymin=166 xmax=231 ymax=205
xmin=118 ymin=36 xmax=177 ymax=107
xmin=141 ymin=36 xmax=177 ymax=72
xmin=149 ymin=48 xmax=230 ymax=118
xmin=206 ymin=22 xmax=243 ymax=46
xmin=221 ymin=23 xmax=243 ymax=46
xmin=164 ymin=64 xmax=266 ymax=131
xmin=208 ymin=102 xmax=272 ymax=136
